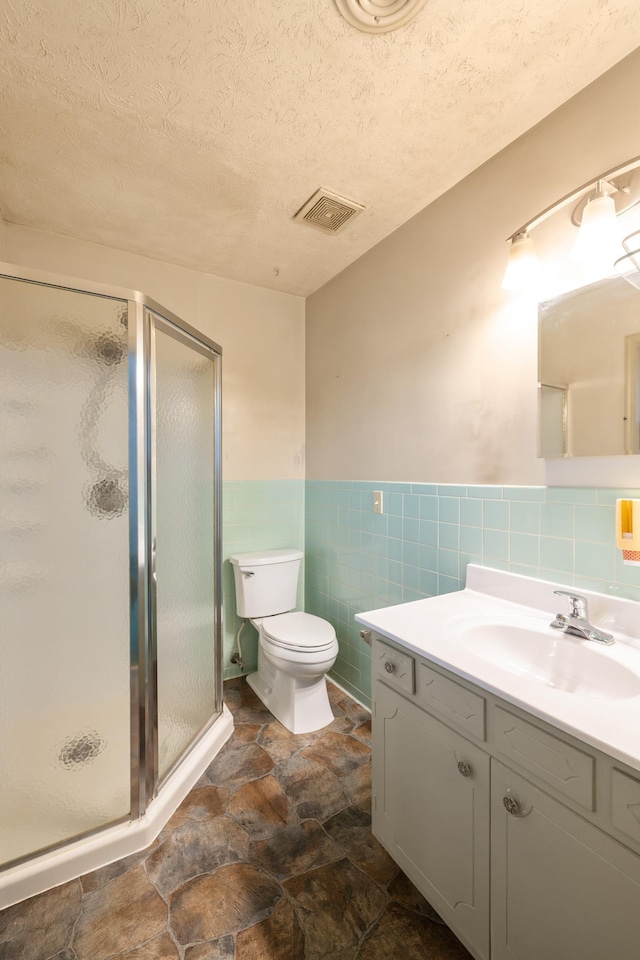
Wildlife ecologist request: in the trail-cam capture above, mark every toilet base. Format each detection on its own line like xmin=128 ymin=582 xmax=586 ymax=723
xmin=247 ymin=659 xmax=334 ymax=735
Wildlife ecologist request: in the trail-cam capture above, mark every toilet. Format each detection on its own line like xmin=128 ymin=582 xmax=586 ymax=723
xmin=230 ymin=548 xmax=339 ymax=734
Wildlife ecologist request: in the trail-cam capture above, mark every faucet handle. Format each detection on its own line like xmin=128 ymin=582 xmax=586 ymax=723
xmin=554 ymin=589 xmax=588 ymax=620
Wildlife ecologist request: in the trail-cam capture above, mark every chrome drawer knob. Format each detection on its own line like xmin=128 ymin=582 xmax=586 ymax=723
xmin=384 ymin=660 xmax=396 ymax=674
xmin=503 ymin=796 xmax=520 ymax=816
xmin=457 ymin=761 xmax=472 ymax=778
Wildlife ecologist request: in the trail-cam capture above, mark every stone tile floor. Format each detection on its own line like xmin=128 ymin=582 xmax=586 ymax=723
xmin=0 ymin=678 xmax=473 ymax=960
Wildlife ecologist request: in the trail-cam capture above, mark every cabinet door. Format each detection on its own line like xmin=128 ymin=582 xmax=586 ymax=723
xmin=373 ymin=679 xmax=490 ymax=959
xmin=491 ymin=759 xmax=640 ymax=960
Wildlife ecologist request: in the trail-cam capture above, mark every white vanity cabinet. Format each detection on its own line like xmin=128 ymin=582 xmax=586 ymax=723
xmin=371 ymin=636 xmax=640 ymax=960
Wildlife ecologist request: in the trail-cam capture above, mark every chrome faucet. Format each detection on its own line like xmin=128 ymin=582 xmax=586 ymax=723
xmin=550 ymin=590 xmax=614 ymax=645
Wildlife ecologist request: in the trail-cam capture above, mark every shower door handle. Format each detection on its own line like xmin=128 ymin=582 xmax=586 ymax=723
xmin=151 ymin=538 xmax=157 ymax=583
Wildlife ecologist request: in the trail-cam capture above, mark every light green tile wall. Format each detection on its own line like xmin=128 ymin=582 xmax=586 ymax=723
xmin=305 ymin=482 xmax=640 ymax=707
xmin=223 ymin=480 xmax=304 ymax=679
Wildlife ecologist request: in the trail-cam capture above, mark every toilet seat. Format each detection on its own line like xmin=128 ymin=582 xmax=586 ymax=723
xmin=261 ymin=611 xmax=336 ymax=652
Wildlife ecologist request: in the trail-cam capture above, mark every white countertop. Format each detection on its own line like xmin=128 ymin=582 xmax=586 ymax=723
xmin=356 ymin=564 xmax=640 ymax=774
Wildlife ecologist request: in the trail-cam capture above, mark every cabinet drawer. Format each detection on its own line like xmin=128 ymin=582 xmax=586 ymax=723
xmin=416 ymin=663 xmax=486 ymax=741
xmin=373 ymin=639 xmax=415 ymax=696
xmin=494 ymin=706 xmax=594 ymax=810
xmin=612 ymin=769 xmax=640 ymax=844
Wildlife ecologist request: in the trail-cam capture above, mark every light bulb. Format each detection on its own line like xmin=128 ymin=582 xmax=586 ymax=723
xmin=501 ymin=233 xmax=539 ymax=292
xmin=571 ymin=189 xmax=621 ymax=274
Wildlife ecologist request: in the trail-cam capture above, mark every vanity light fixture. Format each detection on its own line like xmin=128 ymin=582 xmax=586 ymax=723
xmin=614 ymin=230 xmax=640 ymax=290
xmin=502 ymin=155 xmax=640 ymax=294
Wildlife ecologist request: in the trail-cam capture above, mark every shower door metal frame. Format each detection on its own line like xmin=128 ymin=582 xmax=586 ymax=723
xmin=0 ymin=262 xmax=223 ymax=854
xmin=145 ymin=306 xmax=223 ymax=799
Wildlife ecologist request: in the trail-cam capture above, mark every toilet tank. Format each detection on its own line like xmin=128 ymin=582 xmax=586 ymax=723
xmin=230 ymin=548 xmax=303 ymax=618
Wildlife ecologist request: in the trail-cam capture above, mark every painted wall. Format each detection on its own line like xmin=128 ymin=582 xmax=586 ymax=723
xmin=6 ymin=50 xmax=640 ymax=712
xmin=304 ymin=51 xmax=640 ymax=705
xmin=5 ymin=224 xmax=306 ymax=482
xmin=305 ymin=49 xmax=640 ymax=489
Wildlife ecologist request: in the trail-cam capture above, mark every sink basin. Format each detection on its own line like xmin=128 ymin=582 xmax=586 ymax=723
xmin=449 ymin=617 xmax=640 ymax=700
xmin=357 ymin=564 xmax=640 ymax=771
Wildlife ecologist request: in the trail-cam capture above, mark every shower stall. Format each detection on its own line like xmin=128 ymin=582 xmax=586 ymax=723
xmin=0 ymin=263 xmax=231 ymax=908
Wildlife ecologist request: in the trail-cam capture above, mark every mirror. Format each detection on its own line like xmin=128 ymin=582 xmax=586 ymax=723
xmin=538 ymin=277 xmax=640 ymax=458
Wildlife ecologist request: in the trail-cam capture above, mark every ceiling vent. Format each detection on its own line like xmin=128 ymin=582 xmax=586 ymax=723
xmin=334 ymin=0 xmax=428 ymax=34
xmin=293 ymin=188 xmax=365 ymax=235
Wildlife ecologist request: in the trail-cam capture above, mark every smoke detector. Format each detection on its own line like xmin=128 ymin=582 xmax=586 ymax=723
xmin=334 ymin=0 xmax=428 ymax=34
xmin=293 ymin=188 xmax=364 ymax=235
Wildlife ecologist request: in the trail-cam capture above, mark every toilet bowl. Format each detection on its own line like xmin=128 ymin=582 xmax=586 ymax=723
xmin=230 ymin=550 xmax=339 ymax=734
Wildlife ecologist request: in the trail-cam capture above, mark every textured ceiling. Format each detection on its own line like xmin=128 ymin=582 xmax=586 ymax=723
xmin=1 ymin=1 xmax=640 ymax=296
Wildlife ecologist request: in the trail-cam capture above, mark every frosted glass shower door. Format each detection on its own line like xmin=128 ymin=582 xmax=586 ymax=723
xmin=0 ymin=276 xmax=131 ymax=867
xmin=151 ymin=313 xmax=220 ymax=782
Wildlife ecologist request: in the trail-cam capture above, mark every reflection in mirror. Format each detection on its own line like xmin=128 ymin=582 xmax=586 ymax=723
xmin=538 ymin=384 xmax=566 ymax=458
xmin=538 ymin=277 xmax=640 ymax=458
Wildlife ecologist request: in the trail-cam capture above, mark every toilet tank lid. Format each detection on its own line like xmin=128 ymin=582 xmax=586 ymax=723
xmin=230 ymin=548 xmax=303 ymax=567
